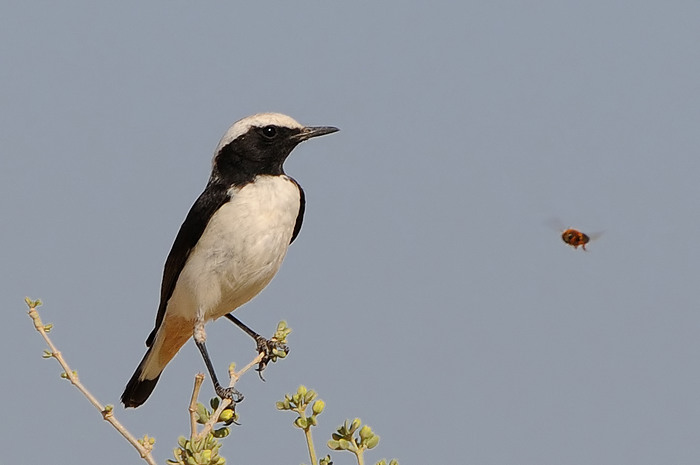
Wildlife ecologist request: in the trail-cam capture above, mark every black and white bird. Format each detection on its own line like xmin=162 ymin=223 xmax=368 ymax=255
xmin=121 ymin=113 xmax=338 ymax=408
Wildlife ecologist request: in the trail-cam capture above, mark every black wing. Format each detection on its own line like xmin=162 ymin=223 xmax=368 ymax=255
xmin=289 ymin=178 xmax=305 ymax=244
xmin=145 ymin=180 xmax=229 ymax=347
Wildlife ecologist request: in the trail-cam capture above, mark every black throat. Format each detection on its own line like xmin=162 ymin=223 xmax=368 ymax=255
xmin=212 ymin=126 xmax=302 ymax=186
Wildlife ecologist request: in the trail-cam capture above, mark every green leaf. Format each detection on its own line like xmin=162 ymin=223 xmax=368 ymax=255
xmin=327 ymin=439 xmax=341 ymax=450
xmin=294 ymin=416 xmax=308 ymax=429
xmin=196 ymin=403 xmax=210 ymax=423
xmin=25 ymin=297 xmax=43 ymax=308
xmin=213 ymin=427 xmax=230 ymax=438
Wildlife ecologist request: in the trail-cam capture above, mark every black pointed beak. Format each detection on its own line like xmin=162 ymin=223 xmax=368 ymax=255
xmin=293 ymin=125 xmax=340 ymax=142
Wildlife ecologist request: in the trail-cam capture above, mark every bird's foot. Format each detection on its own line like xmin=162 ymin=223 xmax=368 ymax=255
xmin=215 ymin=385 xmax=244 ymax=404
xmin=254 ymin=335 xmax=289 ymax=380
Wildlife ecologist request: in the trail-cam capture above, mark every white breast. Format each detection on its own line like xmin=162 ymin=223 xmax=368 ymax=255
xmin=169 ymin=175 xmax=301 ymax=321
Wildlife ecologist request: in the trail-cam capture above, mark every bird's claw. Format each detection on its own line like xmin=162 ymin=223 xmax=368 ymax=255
xmin=215 ymin=385 xmax=244 ymax=404
xmin=254 ymin=335 xmax=289 ymax=380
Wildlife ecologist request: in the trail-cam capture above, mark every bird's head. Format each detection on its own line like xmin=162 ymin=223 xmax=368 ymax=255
xmin=212 ymin=113 xmax=339 ymax=183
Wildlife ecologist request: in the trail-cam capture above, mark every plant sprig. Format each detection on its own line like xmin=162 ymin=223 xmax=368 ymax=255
xmin=278 ymin=386 xmax=398 ymax=465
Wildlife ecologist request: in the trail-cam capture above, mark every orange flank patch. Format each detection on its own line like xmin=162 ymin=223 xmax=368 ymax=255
xmin=156 ymin=314 xmax=193 ymax=368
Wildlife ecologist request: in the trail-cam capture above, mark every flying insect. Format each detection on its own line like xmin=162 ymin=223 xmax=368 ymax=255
xmin=545 ymin=219 xmax=602 ymax=251
xmin=561 ymin=228 xmax=592 ymax=250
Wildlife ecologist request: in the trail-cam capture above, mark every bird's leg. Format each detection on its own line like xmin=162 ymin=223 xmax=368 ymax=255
xmin=224 ymin=313 xmax=289 ymax=379
xmin=194 ymin=316 xmax=243 ymax=403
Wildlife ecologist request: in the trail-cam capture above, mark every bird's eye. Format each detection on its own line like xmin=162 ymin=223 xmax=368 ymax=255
xmin=261 ymin=125 xmax=277 ymax=139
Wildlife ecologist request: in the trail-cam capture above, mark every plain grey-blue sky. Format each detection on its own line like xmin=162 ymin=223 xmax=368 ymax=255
xmin=3 ymin=2 xmax=700 ymax=464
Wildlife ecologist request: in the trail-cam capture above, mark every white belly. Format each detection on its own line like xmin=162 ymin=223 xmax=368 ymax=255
xmin=168 ymin=175 xmax=301 ymax=321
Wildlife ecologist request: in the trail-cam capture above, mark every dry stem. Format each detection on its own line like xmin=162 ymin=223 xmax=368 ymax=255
xmin=189 ymin=373 xmax=205 ymax=437
xmin=26 ymin=301 xmax=157 ymax=465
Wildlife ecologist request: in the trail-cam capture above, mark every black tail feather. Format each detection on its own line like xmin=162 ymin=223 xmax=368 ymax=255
xmin=121 ymin=350 xmax=161 ymax=408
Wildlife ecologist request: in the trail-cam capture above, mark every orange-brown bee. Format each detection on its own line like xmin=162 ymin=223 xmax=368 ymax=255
xmin=546 ymin=219 xmax=602 ymax=251
xmin=561 ymin=228 xmax=591 ymax=250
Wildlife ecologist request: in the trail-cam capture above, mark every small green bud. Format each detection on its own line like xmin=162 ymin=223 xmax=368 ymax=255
xmin=275 ymin=401 xmax=286 ymax=410
xmin=350 ymin=418 xmax=361 ymax=433
xmin=359 ymin=425 xmax=373 ymax=440
xmin=43 ymin=323 xmax=53 ymax=332
xmin=366 ymin=435 xmax=380 ymax=449
xmin=297 ymin=385 xmax=308 ymax=397
xmin=210 ymin=397 xmax=220 ymax=410
xmin=275 ymin=321 xmax=291 ymax=340
xmin=304 ymin=389 xmax=316 ymax=403
xmin=307 ymin=415 xmax=317 ymax=427
xmin=312 ymin=399 xmax=325 ymax=415
xmin=42 ymin=350 xmax=53 ymax=358
xmin=272 ymin=348 xmax=287 ymax=358
xmin=177 ymin=436 xmax=188 ymax=448
xmin=218 ymin=409 xmax=234 ymax=422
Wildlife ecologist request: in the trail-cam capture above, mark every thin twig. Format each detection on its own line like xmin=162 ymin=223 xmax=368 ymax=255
xmin=189 ymin=374 xmax=205 ymax=438
xmin=304 ymin=424 xmax=318 ymax=465
xmin=26 ymin=302 xmax=157 ymax=465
